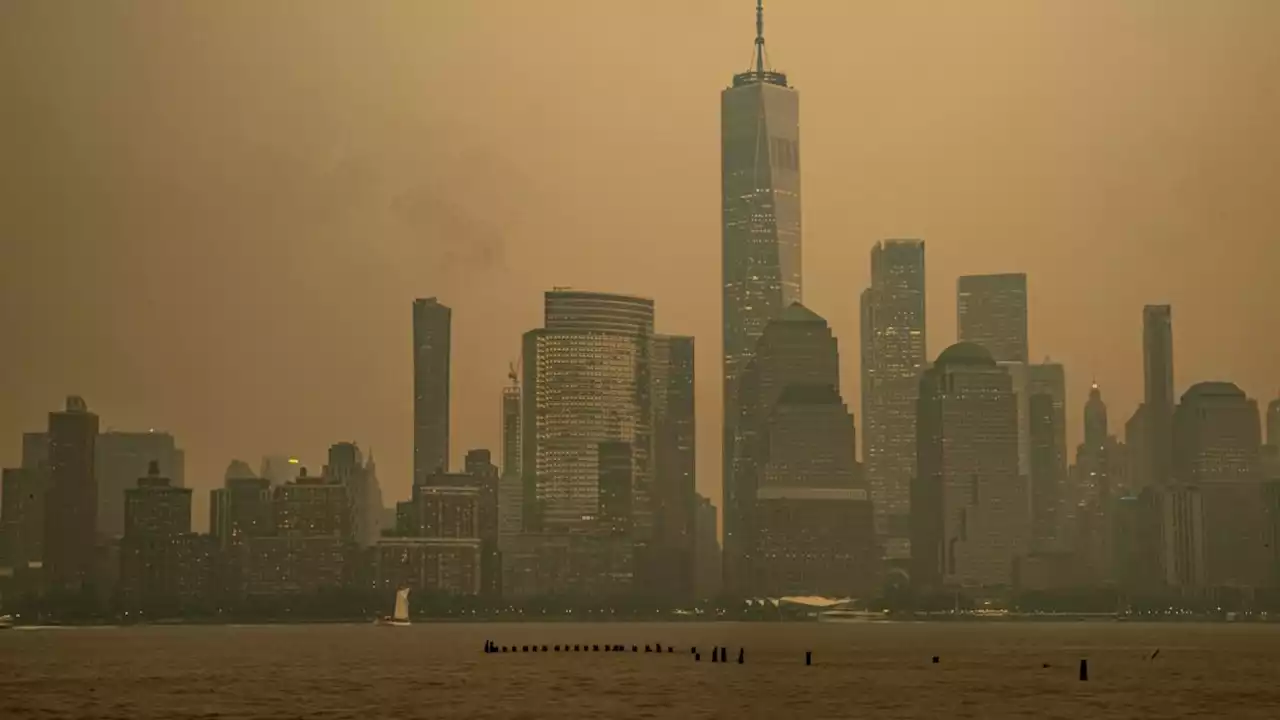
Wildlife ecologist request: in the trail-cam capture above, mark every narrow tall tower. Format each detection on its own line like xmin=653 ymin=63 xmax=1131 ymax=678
xmin=860 ymin=239 xmax=926 ymax=559
xmin=1143 ymin=305 xmax=1174 ymax=486
xmin=43 ymin=396 xmax=99 ymax=594
xmin=721 ymin=0 xmax=802 ymax=593
xmin=413 ymin=298 xmax=452 ymax=483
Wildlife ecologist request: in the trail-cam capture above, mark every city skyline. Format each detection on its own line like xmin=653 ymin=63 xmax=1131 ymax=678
xmin=3 ymin=1 xmax=1279 ymax=529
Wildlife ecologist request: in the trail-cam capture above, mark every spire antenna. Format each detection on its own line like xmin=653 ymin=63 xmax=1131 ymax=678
xmin=755 ymin=0 xmax=766 ymax=76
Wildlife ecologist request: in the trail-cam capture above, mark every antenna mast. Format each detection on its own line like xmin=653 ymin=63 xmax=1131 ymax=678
xmin=755 ymin=0 xmax=766 ymax=77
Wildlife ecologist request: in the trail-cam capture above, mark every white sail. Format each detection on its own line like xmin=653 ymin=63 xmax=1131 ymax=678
xmin=393 ymin=588 xmax=411 ymax=623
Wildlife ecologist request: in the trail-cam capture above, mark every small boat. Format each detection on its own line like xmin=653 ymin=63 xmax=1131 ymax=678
xmin=0 ymin=614 xmax=14 ymax=630
xmin=375 ymin=588 xmax=411 ymax=627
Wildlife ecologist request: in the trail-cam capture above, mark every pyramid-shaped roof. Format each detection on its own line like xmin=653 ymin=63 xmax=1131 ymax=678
xmin=778 ymin=302 xmax=825 ymax=324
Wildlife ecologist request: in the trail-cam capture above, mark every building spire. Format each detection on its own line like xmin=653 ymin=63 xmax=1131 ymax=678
xmin=755 ymin=0 xmax=766 ymax=76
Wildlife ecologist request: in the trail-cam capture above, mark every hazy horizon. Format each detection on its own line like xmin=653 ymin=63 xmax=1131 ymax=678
xmin=2 ymin=0 xmax=1278 ymax=529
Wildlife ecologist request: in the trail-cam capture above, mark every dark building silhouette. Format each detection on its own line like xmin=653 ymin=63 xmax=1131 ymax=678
xmin=956 ymin=273 xmax=1029 ymax=363
xmin=597 ymin=441 xmax=633 ymax=537
xmin=1029 ymin=393 xmax=1064 ymax=551
xmin=119 ymin=462 xmax=210 ymax=613
xmin=124 ymin=462 xmax=191 ymax=537
xmin=1173 ymin=382 xmax=1262 ymax=484
xmin=1143 ymin=305 xmax=1175 ymax=486
xmin=413 ymin=297 xmax=452 ymax=483
xmin=914 ymin=344 xmax=1025 ymax=589
xmin=96 ymin=431 xmax=185 ymax=538
xmin=726 ymin=303 xmax=839 ymax=595
xmin=324 ymin=442 xmax=384 ymax=547
xmin=239 ymin=472 xmax=351 ymax=599
xmin=1266 ymin=397 xmax=1280 ymax=447
xmin=753 ymin=383 xmax=873 ymax=597
xmin=21 ymin=432 xmax=48 ymax=470
xmin=463 ymin=449 xmax=501 ymax=597
xmin=210 ymin=476 xmax=274 ymax=550
xmin=274 ymin=472 xmax=351 ymax=540
xmin=1 ymin=466 xmax=46 ymax=573
xmin=376 ymin=470 xmax=484 ymax=596
xmin=42 ymin=396 xmax=99 ymax=595
xmin=721 ymin=1 xmax=803 ymax=593
xmin=652 ymin=334 xmax=696 ymax=602
xmin=499 ymin=379 xmax=524 ymax=537
xmin=860 ymin=239 xmax=926 ymax=560
xmin=694 ymin=494 xmax=721 ymax=600
xmin=1264 ymin=398 xmax=1280 ymax=481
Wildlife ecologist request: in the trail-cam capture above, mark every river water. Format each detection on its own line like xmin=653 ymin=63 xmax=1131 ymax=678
xmin=1 ymin=621 xmax=1277 ymax=719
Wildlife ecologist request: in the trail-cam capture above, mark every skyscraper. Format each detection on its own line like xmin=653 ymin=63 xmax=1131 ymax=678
xmin=721 ymin=1 xmax=802 ymax=555
xmin=1 ymin=466 xmax=45 ymax=573
xmin=726 ymin=302 xmax=839 ymax=594
xmin=462 ymin=449 xmax=501 ymax=598
xmin=956 ymin=273 xmax=1029 ymax=363
xmin=913 ymin=344 xmax=1025 ymax=589
xmin=693 ymin=494 xmax=721 ymax=600
xmin=501 ymin=379 xmax=521 ymax=479
xmin=42 ymin=396 xmax=100 ymax=594
xmin=522 ymin=290 xmax=655 ymax=532
xmin=754 ymin=383 xmax=873 ymax=597
xmin=324 ymin=442 xmax=384 ymax=547
xmin=860 ymin=239 xmax=926 ymax=558
xmin=1077 ymin=382 xmax=1112 ymax=505
xmin=652 ymin=334 xmax=696 ymax=601
xmin=1266 ymin=397 xmax=1279 ymax=448
xmin=124 ymin=461 xmax=192 ymax=537
xmin=96 ymin=430 xmax=185 ymax=538
xmin=1028 ymin=361 xmax=1067 ymax=545
xmin=1143 ymin=305 xmax=1174 ymax=486
xmin=1029 ymin=393 xmax=1063 ymax=551
xmin=413 ymin=297 xmax=452 ymax=482
xmin=1172 ymin=382 xmax=1261 ymax=484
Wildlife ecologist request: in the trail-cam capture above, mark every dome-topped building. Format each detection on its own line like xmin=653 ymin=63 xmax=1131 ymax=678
xmin=933 ymin=341 xmax=997 ymax=368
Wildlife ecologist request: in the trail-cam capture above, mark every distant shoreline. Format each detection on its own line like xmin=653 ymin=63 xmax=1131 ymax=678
xmin=5 ymin=614 xmax=1274 ymax=628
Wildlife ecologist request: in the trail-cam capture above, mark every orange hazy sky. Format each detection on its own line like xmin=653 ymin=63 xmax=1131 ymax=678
xmin=2 ymin=1 xmax=1278 ymax=529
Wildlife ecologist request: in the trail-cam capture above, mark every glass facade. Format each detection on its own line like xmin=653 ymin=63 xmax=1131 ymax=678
xmin=523 ymin=292 xmax=655 ymax=534
xmin=860 ymin=239 xmax=926 ymax=557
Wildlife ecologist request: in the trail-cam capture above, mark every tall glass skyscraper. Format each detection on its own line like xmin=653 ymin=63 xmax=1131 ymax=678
xmin=522 ymin=291 xmax=655 ymax=534
xmin=721 ymin=0 xmax=802 ymax=592
xmin=957 ymin=273 xmax=1029 ymax=363
xmin=860 ymin=239 xmax=926 ymax=559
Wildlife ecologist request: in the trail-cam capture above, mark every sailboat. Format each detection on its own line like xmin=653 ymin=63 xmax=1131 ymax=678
xmin=376 ymin=588 xmax=411 ymax=627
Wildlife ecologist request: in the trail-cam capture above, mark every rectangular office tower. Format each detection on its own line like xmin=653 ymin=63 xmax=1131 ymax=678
xmin=914 ymin=344 xmax=1025 ymax=589
xmin=42 ymin=396 xmax=100 ymax=594
xmin=652 ymin=334 xmax=697 ymax=602
xmin=1143 ymin=305 xmax=1174 ymax=486
xmin=721 ymin=1 xmax=802 ymax=565
xmin=413 ymin=298 xmax=452 ymax=483
xmin=860 ymin=239 xmax=926 ymax=559
xmin=957 ymin=274 xmax=1029 ymax=363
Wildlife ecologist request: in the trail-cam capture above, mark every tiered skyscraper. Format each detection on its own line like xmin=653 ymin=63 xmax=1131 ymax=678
xmin=728 ymin=303 xmax=854 ymax=594
xmin=413 ymin=298 xmax=452 ymax=483
xmin=721 ymin=0 xmax=802 ymax=595
xmin=860 ymin=239 xmax=926 ymax=559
